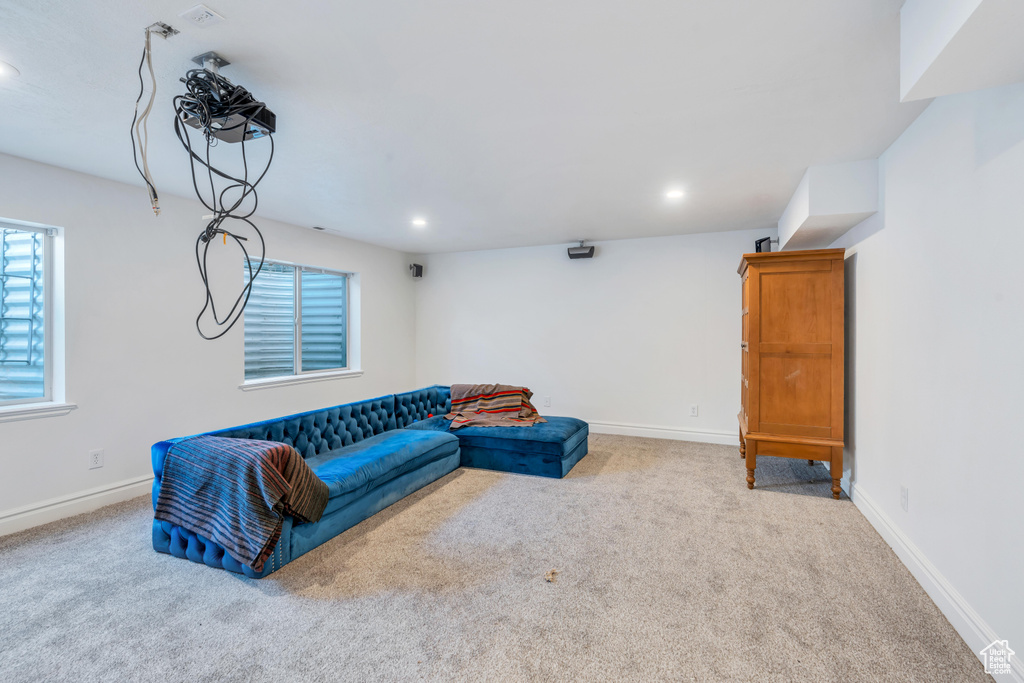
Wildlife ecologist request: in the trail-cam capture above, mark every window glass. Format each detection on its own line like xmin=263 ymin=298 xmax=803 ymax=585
xmin=244 ymin=261 xmax=348 ymax=380
xmin=244 ymin=262 xmax=295 ymax=380
xmin=0 ymin=226 xmax=47 ymax=404
xmin=300 ymin=270 xmax=347 ymax=372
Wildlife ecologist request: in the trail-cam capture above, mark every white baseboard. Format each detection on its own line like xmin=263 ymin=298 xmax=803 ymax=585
xmin=849 ymin=482 xmax=1024 ymax=682
xmin=0 ymin=474 xmax=154 ymax=538
xmin=588 ymin=420 xmax=738 ymax=446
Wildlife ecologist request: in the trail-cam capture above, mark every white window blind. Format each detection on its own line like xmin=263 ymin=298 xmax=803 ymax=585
xmin=244 ymin=262 xmax=348 ymax=380
xmin=300 ymin=270 xmax=347 ymax=372
xmin=0 ymin=226 xmax=47 ymax=404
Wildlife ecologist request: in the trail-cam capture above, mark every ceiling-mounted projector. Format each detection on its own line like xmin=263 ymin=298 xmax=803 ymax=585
xmin=568 ymin=240 xmax=595 ymax=259
xmin=177 ymin=52 xmax=276 ymax=144
xmin=181 ymin=99 xmax=276 ymax=144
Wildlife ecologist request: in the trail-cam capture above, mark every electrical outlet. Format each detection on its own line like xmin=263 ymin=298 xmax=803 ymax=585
xmin=689 ymin=404 xmax=699 ymax=417
xmin=543 ymin=396 xmax=551 ymax=407
xmin=89 ymin=449 xmax=104 ymax=470
xmin=900 ymin=486 xmax=909 ymax=512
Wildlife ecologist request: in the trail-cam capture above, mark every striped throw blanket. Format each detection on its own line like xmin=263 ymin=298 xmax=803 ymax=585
xmin=154 ymin=436 xmax=328 ymax=573
xmin=445 ymin=384 xmax=547 ymax=429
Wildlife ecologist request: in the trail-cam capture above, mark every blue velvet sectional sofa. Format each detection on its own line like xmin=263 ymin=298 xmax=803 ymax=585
xmin=151 ymin=385 xmax=588 ymax=578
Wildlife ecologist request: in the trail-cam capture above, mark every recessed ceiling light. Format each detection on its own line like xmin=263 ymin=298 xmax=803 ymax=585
xmin=0 ymin=60 xmax=21 ymax=79
xmin=665 ymin=187 xmax=686 ymax=201
xmin=411 ymin=217 xmax=428 ymax=228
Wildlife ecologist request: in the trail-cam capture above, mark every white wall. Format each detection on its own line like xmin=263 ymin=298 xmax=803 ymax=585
xmin=414 ymin=228 xmax=773 ymax=442
xmin=900 ymin=0 xmax=983 ymax=100
xmin=900 ymin=0 xmax=1024 ymax=102
xmin=0 ymin=153 xmax=417 ymax=531
xmin=778 ymin=160 xmax=879 ymax=251
xmin=834 ymin=82 xmax=1024 ymax=664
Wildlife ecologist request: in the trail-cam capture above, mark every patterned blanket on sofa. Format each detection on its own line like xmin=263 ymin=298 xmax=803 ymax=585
xmin=154 ymin=436 xmax=328 ymax=572
xmin=444 ymin=384 xmax=547 ymax=429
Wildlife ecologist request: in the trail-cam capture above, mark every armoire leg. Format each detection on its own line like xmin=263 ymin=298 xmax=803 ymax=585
xmin=830 ymin=446 xmax=843 ymax=500
xmin=745 ymin=439 xmax=756 ymax=489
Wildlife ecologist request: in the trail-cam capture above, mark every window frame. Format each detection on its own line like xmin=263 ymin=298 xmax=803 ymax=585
xmin=0 ymin=221 xmax=54 ymax=408
xmin=241 ymin=259 xmax=358 ymax=388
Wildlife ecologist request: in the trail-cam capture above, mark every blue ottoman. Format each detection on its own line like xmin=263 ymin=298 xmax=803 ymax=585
xmin=406 ymin=416 xmax=589 ymax=478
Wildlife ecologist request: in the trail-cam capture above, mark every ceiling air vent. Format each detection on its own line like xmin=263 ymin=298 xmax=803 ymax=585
xmin=179 ymin=4 xmax=225 ymax=28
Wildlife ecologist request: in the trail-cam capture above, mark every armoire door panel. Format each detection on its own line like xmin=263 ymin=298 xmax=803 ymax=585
xmin=759 ymin=354 xmax=831 ymax=427
xmin=759 ymin=271 xmax=833 ymax=344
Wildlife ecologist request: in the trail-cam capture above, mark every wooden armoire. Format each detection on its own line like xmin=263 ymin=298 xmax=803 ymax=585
xmin=738 ymin=248 xmax=845 ymax=499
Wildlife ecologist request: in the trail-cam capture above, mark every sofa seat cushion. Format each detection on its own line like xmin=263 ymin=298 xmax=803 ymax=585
xmin=406 ymin=415 xmax=589 ymax=478
xmin=403 ymin=415 xmax=452 ymax=432
xmin=305 ymin=429 xmax=459 ymax=517
xmin=408 ymin=415 xmax=586 ymax=456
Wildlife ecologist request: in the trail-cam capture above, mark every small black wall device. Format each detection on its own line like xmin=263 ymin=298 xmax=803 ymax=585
xmin=755 ymin=237 xmax=773 ymax=253
xmin=568 ymin=241 xmax=595 ymax=259
xmin=409 ymin=263 xmax=424 ymax=278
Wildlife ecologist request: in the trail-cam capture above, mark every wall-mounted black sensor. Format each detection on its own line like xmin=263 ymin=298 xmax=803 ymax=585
xmin=568 ymin=240 xmax=595 ymax=259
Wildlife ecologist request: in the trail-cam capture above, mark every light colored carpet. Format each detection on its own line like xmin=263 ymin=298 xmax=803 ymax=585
xmin=0 ymin=435 xmax=991 ymax=682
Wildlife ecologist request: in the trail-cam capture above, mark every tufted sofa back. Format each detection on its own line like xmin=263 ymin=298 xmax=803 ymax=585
xmin=210 ymin=395 xmax=397 ymax=459
xmin=393 ymin=386 xmax=451 ymax=428
xmin=152 ymin=386 xmax=452 ymax=494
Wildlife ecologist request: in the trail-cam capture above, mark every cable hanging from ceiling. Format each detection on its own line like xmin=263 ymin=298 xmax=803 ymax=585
xmin=130 ymin=27 xmax=161 ymax=215
xmin=171 ymin=53 xmax=276 ymax=341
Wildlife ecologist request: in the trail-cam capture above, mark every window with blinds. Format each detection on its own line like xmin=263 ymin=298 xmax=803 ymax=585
xmin=244 ymin=261 xmax=348 ymax=380
xmin=0 ymin=225 xmax=49 ymax=405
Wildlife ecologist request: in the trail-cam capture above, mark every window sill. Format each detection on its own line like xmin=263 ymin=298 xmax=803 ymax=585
xmin=0 ymin=402 xmax=78 ymax=424
xmin=238 ymin=369 xmax=363 ymax=392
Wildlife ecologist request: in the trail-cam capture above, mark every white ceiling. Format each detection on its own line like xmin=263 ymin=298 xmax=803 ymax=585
xmin=0 ymin=0 xmax=928 ymax=253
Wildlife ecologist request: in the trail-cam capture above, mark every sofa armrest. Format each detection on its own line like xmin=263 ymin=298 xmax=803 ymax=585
xmin=151 ymin=438 xmax=185 ymax=508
